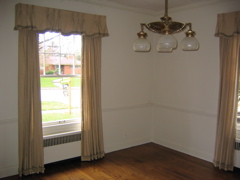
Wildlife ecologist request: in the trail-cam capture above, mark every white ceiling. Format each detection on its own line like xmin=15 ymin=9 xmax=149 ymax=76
xmin=79 ymin=0 xmax=231 ymax=15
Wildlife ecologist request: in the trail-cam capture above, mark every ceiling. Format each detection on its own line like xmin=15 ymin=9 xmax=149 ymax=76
xmin=103 ymin=0 xmax=201 ymax=12
xmin=79 ymin=0 xmax=228 ymax=15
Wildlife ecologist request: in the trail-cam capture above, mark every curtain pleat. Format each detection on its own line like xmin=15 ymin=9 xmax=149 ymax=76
xmin=18 ymin=30 xmax=44 ymax=176
xmin=214 ymin=11 xmax=240 ymax=171
xmin=81 ymin=36 xmax=105 ymax=161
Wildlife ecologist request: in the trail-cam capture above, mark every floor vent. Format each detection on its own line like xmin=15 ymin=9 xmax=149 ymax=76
xmin=44 ymin=133 xmax=81 ymax=147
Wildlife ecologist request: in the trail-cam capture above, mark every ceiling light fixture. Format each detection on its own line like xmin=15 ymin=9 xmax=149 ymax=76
xmin=133 ymin=0 xmax=199 ymax=52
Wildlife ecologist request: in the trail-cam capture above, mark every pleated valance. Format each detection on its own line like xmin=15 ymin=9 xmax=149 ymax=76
xmin=215 ymin=11 xmax=240 ymax=38
xmin=14 ymin=3 xmax=109 ymax=37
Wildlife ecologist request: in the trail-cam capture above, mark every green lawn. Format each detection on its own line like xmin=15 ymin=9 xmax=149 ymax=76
xmin=41 ymin=101 xmax=80 ymax=122
xmin=69 ymin=77 xmax=81 ymax=87
xmin=41 ymin=101 xmax=78 ymax=111
xmin=41 ymin=77 xmax=59 ymax=87
xmin=41 ymin=77 xmax=81 ymax=88
xmin=42 ymin=112 xmax=80 ymax=122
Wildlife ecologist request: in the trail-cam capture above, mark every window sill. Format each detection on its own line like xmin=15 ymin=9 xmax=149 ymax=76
xmin=43 ymin=119 xmax=81 ymax=137
xmin=43 ymin=130 xmax=81 ymax=140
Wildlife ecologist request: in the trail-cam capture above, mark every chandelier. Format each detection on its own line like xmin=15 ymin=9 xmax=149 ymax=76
xmin=133 ymin=0 xmax=199 ymax=52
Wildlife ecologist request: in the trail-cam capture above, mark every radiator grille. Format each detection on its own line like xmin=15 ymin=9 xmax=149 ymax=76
xmin=235 ymin=141 xmax=240 ymax=151
xmin=44 ymin=133 xmax=81 ymax=147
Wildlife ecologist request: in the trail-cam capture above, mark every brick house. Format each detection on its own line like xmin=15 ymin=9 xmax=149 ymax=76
xmin=40 ymin=56 xmax=81 ymax=75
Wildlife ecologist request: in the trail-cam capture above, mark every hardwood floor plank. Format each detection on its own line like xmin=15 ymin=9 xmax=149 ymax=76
xmin=2 ymin=143 xmax=240 ymax=180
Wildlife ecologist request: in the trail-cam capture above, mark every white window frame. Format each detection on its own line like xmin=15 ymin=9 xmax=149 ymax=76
xmin=39 ymin=32 xmax=82 ymax=139
xmin=43 ymin=119 xmax=81 ymax=139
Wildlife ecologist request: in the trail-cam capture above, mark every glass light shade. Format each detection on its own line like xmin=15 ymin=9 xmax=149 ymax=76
xmin=181 ymin=37 xmax=199 ymax=51
xmin=157 ymin=34 xmax=177 ymax=52
xmin=133 ymin=38 xmax=151 ymax=52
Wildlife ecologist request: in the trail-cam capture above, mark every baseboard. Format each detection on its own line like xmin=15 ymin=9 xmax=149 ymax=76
xmin=0 ymin=165 xmax=18 ymax=178
xmin=152 ymin=138 xmax=213 ymax=163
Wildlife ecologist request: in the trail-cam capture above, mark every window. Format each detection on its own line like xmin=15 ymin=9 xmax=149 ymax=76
xmin=237 ymin=79 xmax=240 ymax=141
xmin=39 ymin=32 xmax=82 ymax=138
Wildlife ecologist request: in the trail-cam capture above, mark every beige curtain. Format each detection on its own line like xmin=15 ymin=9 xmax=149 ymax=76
xmin=214 ymin=11 xmax=240 ymax=171
xmin=18 ymin=30 xmax=45 ymax=177
xmin=14 ymin=4 xmax=109 ymax=37
xmin=15 ymin=3 xmax=108 ymax=176
xmin=81 ymin=36 xmax=105 ymax=160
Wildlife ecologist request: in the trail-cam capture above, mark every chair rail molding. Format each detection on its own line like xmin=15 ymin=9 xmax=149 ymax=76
xmin=152 ymin=102 xmax=217 ymax=119
xmin=0 ymin=117 xmax=18 ymax=125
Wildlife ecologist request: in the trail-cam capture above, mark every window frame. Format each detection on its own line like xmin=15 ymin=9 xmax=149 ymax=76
xmin=39 ymin=32 xmax=82 ymax=138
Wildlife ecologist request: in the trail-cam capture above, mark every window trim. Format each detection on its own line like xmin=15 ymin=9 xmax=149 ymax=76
xmin=39 ymin=32 xmax=82 ymax=138
xmin=43 ymin=119 xmax=81 ymax=139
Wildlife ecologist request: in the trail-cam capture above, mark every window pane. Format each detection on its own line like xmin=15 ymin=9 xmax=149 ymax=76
xmin=39 ymin=32 xmax=81 ymax=123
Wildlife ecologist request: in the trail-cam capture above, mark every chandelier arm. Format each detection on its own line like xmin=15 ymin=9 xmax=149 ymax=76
xmin=136 ymin=23 xmax=148 ymax=39
xmin=186 ymin=23 xmax=192 ymax=30
xmin=142 ymin=23 xmax=161 ymax=34
xmin=140 ymin=23 xmax=147 ymax=31
xmin=143 ymin=22 xmax=190 ymax=35
xmin=173 ymin=23 xmax=188 ymax=33
xmin=184 ymin=23 xmax=197 ymax=37
xmin=143 ymin=23 xmax=160 ymax=33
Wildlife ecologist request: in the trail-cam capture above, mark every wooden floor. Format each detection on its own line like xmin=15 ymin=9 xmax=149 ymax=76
xmin=3 ymin=143 xmax=240 ymax=180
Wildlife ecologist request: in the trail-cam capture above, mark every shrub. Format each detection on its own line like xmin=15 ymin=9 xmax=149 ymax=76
xmin=45 ymin=70 xmax=55 ymax=75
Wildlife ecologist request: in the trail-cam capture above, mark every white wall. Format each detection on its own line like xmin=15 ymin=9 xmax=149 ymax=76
xmin=152 ymin=0 xmax=240 ymax=162
xmin=0 ymin=0 xmax=19 ymax=177
xmin=0 ymin=0 xmax=153 ymax=177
